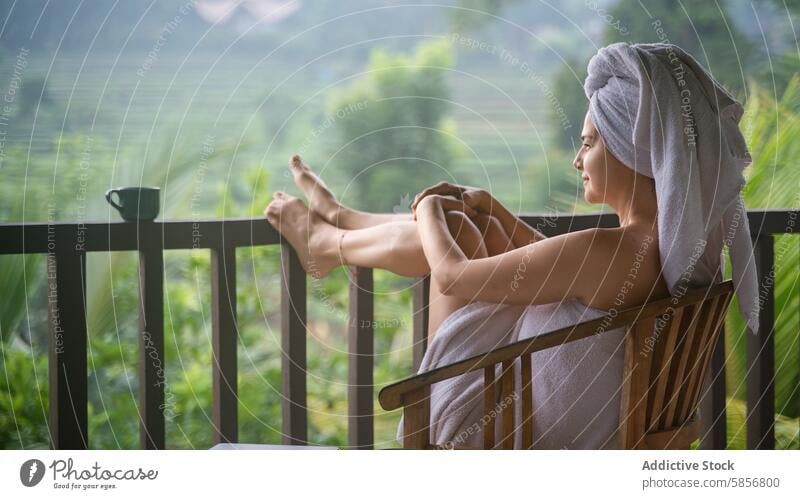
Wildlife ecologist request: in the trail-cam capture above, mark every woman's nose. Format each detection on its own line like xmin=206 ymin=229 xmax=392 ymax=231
xmin=573 ymin=153 xmax=582 ymax=170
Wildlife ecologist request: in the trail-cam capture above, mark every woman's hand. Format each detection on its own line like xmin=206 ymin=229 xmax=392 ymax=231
xmin=414 ymin=193 xmax=477 ymax=220
xmin=413 ymin=181 xmax=547 ymax=247
xmin=411 ymin=182 xmax=494 ymax=219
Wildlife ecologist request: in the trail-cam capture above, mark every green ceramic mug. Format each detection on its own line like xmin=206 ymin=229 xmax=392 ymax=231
xmin=105 ymin=187 xmax=160 ymax=221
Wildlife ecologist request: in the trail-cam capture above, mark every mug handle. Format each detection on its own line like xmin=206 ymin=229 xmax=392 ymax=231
xmin=105 ymin=189 xmax=123 ymax=211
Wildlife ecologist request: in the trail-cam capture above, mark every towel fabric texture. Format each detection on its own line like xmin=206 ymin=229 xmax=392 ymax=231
xmin=396 ymin=300 xmax=627 ymax=449
xmin=584 ymin=42 xmax=759 ymax=334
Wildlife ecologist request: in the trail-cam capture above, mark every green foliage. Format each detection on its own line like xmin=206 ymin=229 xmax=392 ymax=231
xmin=548 ymin=0 xmax=765 ymax=157
xmin=723 ymin=76 xmax=800 ymax=448
xmin=327 ymin=40 xmax=464 ymax=212
xmin=1 ymin=2 xmax=798 ymax=451
xmin=448 ymin=0 xmax=521 ymax=32
xmin=603 ymin=0 xmax=755 ymax=93
xmin=0 ymin=127 xmax=416 ymax=449
xmin=0 ymin=344 xmax=50 ymax=449
xmin=548 ymin=58 xmax=588 ymax=151
xmin=725 ymin=397 xmax=799 ymax=450
xmin=0 ymin=254 xmax=41 ymax=344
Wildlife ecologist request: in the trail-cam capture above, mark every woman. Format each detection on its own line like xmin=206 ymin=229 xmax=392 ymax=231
xmin=266 ymin=110 xmax=666 ymax=341
xmin=265 ymin=42 xmax=758 ymax=448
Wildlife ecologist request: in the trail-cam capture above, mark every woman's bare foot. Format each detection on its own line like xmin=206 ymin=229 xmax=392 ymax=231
xmin=289 ymin=154 xmax=348 ymax=226
xmin=263 ymin=191 xmax=340 ymax=278
xmin=289 ymin=154 xmax=412 ymax=229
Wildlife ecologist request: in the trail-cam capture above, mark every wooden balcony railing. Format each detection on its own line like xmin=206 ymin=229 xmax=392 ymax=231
xmin=0 ymin=209 xmax=796 ymax=449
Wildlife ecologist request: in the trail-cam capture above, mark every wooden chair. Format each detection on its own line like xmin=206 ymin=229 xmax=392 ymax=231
xmin=378 ymin=280 xmax=734 ymax=450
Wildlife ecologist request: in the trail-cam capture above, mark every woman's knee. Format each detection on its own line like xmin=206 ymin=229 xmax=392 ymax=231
xmin=444 ymin=210 xmax=488 ymax=259
xmin=472 ymin=213 xmax=512 ymax=256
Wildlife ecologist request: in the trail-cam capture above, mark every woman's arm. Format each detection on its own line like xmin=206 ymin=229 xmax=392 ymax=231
xmin=411 ymin=182 xmax=546 ymax=248
xmin=415 ymin=195 xmax=636 ymax=308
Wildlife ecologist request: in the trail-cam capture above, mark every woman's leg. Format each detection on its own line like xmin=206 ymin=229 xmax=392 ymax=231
xmin=264 ymin=193 xmax=491 ymax=343
xmin=471 ymin=212 xmax=515 ymax=256
xmin=289 ymin=154 xmax=411 ymax=229
xmin=264 ymin=192 xmax=488 ymax=277
xmin=276 ymin=155 xmax=518 ymax=341
xmin=335 ymin=209 xmax=492 ymax=342
xmin=288 ymin=154 xmax=518 ymax=255
xmin=426 ymin=210 xmax=487 ymax=343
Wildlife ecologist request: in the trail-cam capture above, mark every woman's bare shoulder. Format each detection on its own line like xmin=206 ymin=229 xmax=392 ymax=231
xmin=568 ymin=226 xmax=669 ymax=310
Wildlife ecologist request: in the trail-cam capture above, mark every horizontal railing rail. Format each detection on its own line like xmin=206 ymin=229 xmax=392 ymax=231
xmin=0 ymin=209 xmax=796 ymax=449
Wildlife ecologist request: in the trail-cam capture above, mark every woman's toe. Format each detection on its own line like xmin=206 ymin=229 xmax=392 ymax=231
xmin=264 ymin=201 xmax=279 ymax=221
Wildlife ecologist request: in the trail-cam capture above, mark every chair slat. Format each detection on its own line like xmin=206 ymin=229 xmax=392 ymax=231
xmin=643 ymin=419 xmax=699 ymax=450
xmin=521 ymin=353 xmax=534 ymax=449
xmin=619 ymin=317 xmax=656 ymax=448
xmin=661 ymin=303 xmax=704 ymax=428
xmin=646 ymin=307 xmax=684 ymax=432
xmin=500 ymin=360 xmax=515 ymax=449
xmin=685 ymin=292 xmax=732 ymax=423
xmin=402 ymin=386 xmax=431 ymax=449
xmin=676 ymin=295 xmax=721 ymax=423
xmin=483 ymin=365 xmax=496 ymax=449
xmin=675 ymin=295 xmax=723 ymax=427
xmin=695 ymin=292 xmax=732 ymax=402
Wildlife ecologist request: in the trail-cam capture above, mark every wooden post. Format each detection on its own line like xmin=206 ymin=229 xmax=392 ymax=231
xmin=747 ymin=235 xmax=775 ymax=449
xmin=211 ymin=246 xmax=238 ymax=444
xmin=412 ymin=275 xmax=430 ymax=371
xmin=348 ymin=267 xmax=374 ymax=449
xmin=698 ymin=327 xmax=727 ymax=449
xmin=138 ymin=245 xmax=165 ymax=449
xmin=47 ymin=243 xmax=88 ymax=450
xmin=281 ymin=243 xmax=307 ymax=445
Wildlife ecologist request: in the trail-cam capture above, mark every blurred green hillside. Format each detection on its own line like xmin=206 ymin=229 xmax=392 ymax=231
xmin=0 ymin=0 xmax=797 ymax=449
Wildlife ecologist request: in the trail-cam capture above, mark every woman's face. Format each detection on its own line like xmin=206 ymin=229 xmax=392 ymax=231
xmin=572 ymin=111 xmax=628 ymax=204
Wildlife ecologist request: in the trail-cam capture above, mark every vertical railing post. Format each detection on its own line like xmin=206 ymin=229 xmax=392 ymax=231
xmin=280 ymin=243 xmax=307 ymax=445
xmin=348 ymin=267 xmax=374 ymax=449
xmin=211 ymin=246 xmax=238 ymax=444
xmin=699 ymin=326 xmax=727 ymax=449
xmin=47 ymin=236 xmax=88 ymax=450
xmin=747 ymin=235 xmax=775 ymax=449
xmin=138 ymin=222 xmax=165 ymax=450
xmin=412 ymin=275 xmax=430 ymax=371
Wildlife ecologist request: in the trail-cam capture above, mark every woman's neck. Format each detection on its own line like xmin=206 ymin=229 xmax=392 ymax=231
xmin=609 ymin=179 xmax=658 ymax=230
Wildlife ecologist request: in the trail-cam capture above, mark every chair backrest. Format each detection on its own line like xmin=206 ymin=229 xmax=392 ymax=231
xmin=380 ymin=280 xmax=735 ymax=450
xmin=618 ymin=280 xmax=734 ymax=449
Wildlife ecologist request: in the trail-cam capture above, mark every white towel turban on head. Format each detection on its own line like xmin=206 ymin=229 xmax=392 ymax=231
xmin=583 ymin=42 xmax=759 ymax=334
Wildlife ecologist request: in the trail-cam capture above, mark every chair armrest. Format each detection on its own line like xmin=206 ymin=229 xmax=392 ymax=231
xmin=378 ymin=281 xmax=732 ymax=411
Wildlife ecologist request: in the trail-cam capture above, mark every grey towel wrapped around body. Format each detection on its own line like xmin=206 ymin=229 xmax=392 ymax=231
xmin=396 ymin=300 xmax=626 ymax=449
xmin=584 ymin=42 xmax=759 ymax=334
